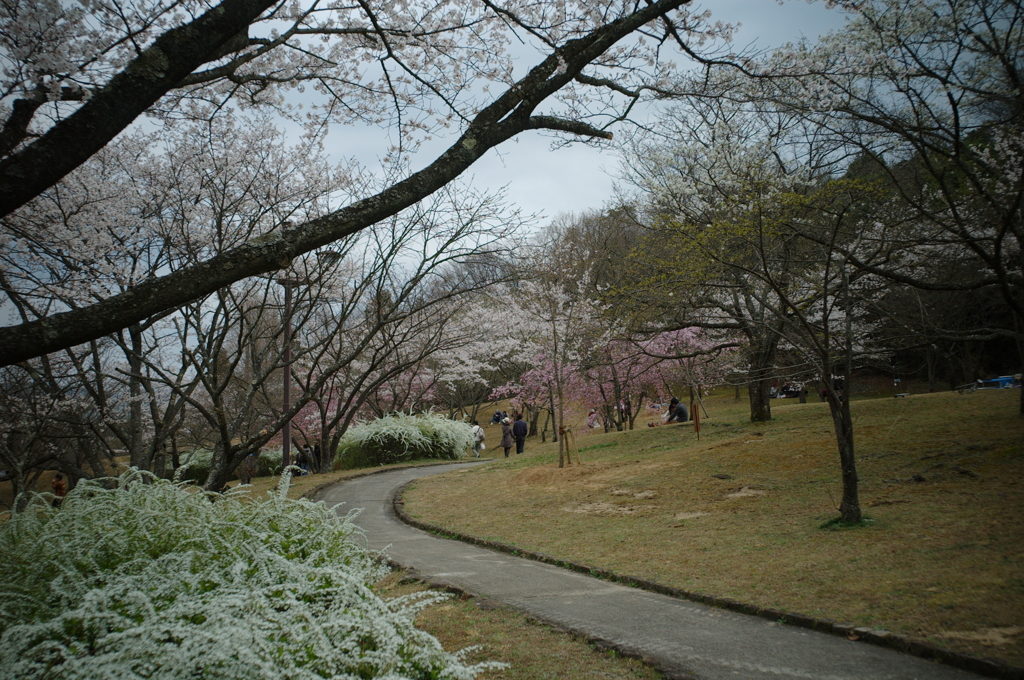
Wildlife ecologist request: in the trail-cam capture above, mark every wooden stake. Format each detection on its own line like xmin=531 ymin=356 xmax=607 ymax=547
xmin=560 ymin=426 xmax=582 ymax=466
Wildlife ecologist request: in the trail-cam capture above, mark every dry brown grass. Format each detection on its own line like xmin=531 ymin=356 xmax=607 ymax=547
xmin=403 ymin=388 xmax=1024 ymax=666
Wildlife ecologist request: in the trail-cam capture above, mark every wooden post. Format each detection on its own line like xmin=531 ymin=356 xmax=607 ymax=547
xmin=559 ymin=426 xmax=581 ymax=466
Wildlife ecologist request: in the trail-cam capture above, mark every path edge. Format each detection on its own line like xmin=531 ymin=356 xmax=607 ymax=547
xmin=392 ymin=479 xmax=1024 ymax=680
xmin=300 ymin=459 xmax=491 ymax=501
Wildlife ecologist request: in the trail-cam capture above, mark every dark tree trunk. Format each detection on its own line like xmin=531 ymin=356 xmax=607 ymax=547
xmin=10 ymin=469 xmax=28 ymax=512
xmin=748 ymin=379 xmax=772 ymax=422
xmin=746 ymin=343 xmax=777 ymax=422
xmin=528 ymin=406 xmax=540 ymax=437
xmin=126 ymin=324 xmax=147 ymax=470
xmin=205 ymin=441 xmax=267 ymax=493
xmin=826 ymin=387 xmax=861 ymax=523
xmin=830 ymin=265 xmax=862 ymax=523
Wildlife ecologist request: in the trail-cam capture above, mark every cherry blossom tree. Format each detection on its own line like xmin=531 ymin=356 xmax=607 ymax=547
xmin=618 ymin=90 xmax=887 ymax=521
xmin=0 ymin=0 xmax=737 ymax=364
xmin=747 ymin=0 xmax=1024 ymax=411
xmin=0 ymin=359 xmax=95 ymax=507
xmin=282 ymin=186 xmax=520 ymax=473
xmin=592 ymin=328 xmax=736 ymax=430
xmin=618 ymin=102 xmax=827 ymax=422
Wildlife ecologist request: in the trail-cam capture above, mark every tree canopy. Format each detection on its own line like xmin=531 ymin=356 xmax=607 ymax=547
xmin=0 ymin=0 xmax=724 ymax=364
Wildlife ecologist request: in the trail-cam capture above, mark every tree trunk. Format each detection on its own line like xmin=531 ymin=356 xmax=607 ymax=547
xmin=170 ymin=436 xmax=181 ymax=472
xmin=602 ymin=403 xmax=614 ymax=433
xmin=10 ymin=469 xmax=28 ymax=512
xmin=827 ymin=389 xmax=861 ymax=523
xmin=127 ymin=324 xmax=148 ymax=470
xmin=747 ymin=379 xmax=772 ymax=422
xmin=626 ymin=391 xmax=644 ymax=429
xmin=925 ymin=345 xmax=938 ymax=393
xmin=203 ymin=442 xmax=240 ymax=492
xmin=832 ymin=264 xmax=862 ymax=523
xmin=747 ymin=344 xmax=775 ymax=422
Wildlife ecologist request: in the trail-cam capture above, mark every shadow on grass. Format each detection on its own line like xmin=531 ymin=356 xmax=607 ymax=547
xmin=819 ymin=515 xmax=876 ymax=531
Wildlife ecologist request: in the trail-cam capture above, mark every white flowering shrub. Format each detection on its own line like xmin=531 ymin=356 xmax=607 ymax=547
xmin=335 ymin=414 xmax=474 ymax=469
xmin=0 ymin=468 xmax=500 ymax=679
xmin=174 ymin=448 xmax=214 ymax=483
xmin=254 ymin=448 xmax=284 ymax=477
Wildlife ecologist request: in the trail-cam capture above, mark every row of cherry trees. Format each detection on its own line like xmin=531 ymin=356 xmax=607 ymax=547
xmin=437 ymin=215 xmax=740 ymax=465
xmin=0 ymin=0 xmax=745 ymax=503
xmin=0 ymin=116 xmax=519 ymax=500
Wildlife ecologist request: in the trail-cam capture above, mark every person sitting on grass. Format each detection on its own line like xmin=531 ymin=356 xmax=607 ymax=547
xmin=648 ymin=398 xmax=688 ymax=427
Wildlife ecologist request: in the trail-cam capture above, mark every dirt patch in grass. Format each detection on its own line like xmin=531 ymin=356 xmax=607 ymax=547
xmin=935 ymin=627 xmax=1024 ymax=647
xmin=562 ymin=501 xmax=649 ymax=516
xmin=724 ymin=486 xmax=768 ymax=499
xmin=673 ymin=512 xmax=708 ymax=520
xmin=403 ymin=389 xmax=1024 ymax=666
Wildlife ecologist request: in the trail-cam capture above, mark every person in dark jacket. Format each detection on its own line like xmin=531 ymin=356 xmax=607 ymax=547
xmin=666 ymin=397 xmax=688 ymax=423
xmin=512 ymin=415 xmax=528 ymax=454
xmin=500 ymin=418 xmax=514 ymax=458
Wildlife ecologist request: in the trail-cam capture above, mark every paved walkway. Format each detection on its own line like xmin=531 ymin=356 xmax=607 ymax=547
xmin=317 ymin=462 xmax=985 ymax=680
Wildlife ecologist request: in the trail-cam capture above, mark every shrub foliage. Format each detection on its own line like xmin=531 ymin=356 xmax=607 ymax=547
xmin=176 ymin=448 xmax=284 ymax=483
xmin=335 ymin=414 xmax=473 ymax=469
xmin=0 ymin=469 xmax=499 ymax=679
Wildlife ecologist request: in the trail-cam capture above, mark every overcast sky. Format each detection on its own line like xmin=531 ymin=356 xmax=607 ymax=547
xmin=340 ymin=0 xmax=851 ymax=225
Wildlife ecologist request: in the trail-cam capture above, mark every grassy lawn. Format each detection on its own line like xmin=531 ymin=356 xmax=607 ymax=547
xmin=400 ymin=388 xmax=1024 ymax=666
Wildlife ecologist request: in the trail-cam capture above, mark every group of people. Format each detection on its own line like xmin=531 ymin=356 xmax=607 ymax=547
xmin=500 ymin=415 xmax=528 ymax=457
xmin=471 ymin=413 xmax=529 ymax=458
xmin=476 ymin=399 xmax=694 ymax=455
xmin=771 ymin=382 xmax=806 ymax=399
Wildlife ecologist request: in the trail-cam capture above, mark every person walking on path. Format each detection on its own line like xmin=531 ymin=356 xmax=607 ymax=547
xmin=471 ymin=420 xmax=485 ymax=457
xmin=295 ymin=446 xmax=309 ymax=474
xmin=500 ymin=417 xmax=514 ymax=458
xmin=512 ymin=415 xmax=527 ymax=454
xmin=240 ymin=452 xmax=257 ymax=485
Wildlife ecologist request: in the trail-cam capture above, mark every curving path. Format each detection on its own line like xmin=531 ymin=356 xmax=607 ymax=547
xmin=317 ymin=462 xmax=986 ymax=680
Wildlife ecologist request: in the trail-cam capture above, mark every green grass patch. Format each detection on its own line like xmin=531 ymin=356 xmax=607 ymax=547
xmin=580 ymin=441 xmax=620 ymax=452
